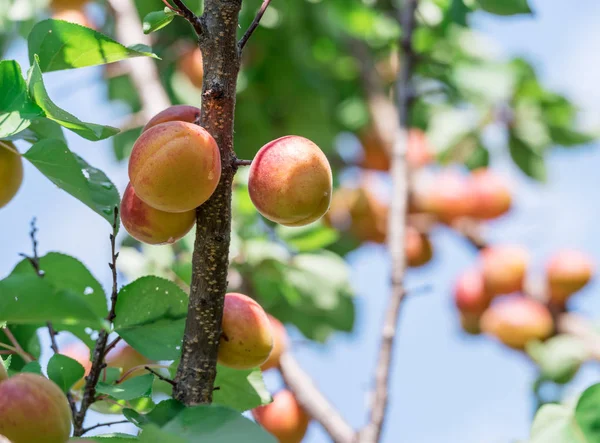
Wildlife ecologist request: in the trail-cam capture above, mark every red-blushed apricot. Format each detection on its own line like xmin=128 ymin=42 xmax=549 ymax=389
xmin=480 ymin=245 xmax=529 ymax=296
xmin=60 ymin=341 xmax=92 ymax=391
xmin=406 ymin=129 xmax=435 ymax=169
xmin=261 ymin=315 xmax=288 ymax=371
xmin=405 ymin=225 xmax=433 ymax=267
xmin=143 ymin=105 xmax=202 ymax=132
xmin=0 ymin=360 xmax=7 ymax=383
xmin=454 ymin=268 xmax=490 ymax=315
xmin=128 ymin=121 xmax=221 ymax=213
xmin=219 ymin=293 xmax=273 ymax=369
xmin=0 ymin=373 xmax=72 ymax=443
xmin=178 ymin=47 xmax=204 ymax=89
xmin=546 ymin=250 xmax=594 ymax=304
xmin=248 ymin=136 xmax=333 ymax=227
xmin=470 ymin=169 xmax=512 ymax=220
xmin=252 ymin=390 xmax=310 ymax=443
xmin=121 ymin=183 xmax=195 ymax=245
xmin=106 ymin=343 xmax=153 ymax=381
xmin=358 ymin=127 xmax=391 ymax=171
xmin=0 ymin=142 xmax=23 ymax=209
xmin=52 ymin=8 xmax=93 ymax=27
xmin=50 ymin=0 xmax=87 ymax=10
xmin=480 ymin=296 xmax=553 ymax=349
xmin=419 ymin=170 xmax=475 ymax=222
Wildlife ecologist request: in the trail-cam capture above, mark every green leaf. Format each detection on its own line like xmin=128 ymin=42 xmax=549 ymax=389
xmin=47 ymin=354 xmax=85 ymax=393
xmin=449 ymin=0 xmax=470 ymax=26
xmin=140 ymin=405 xmax=276 ymax=443
xmin=213 ymin=365 xmax=271 ymax=412
xmin=526 ymin=336 xmax=587 ymax=384
xmin=125 ymin=399 xmax=185 ymax=428
xmin=464 ymin=143 xmax=490 ymax=170
xmin=508 ymin=133 xmax=547 ymax=181
xmin=548 ymin=126 xmax=595 ymax=147
xmin=69 ymin=436 xmax=138 ymax=442
xmin=113 ymin=127 xmax=142 ymax=161
xmin=0 ymin=60 xmax=43 ymax=138
xmin=21 ymin=361 xmax=42 ymax=374
xmin=529 ymin=403 xmax=581 ymax=443
xmin=114 ymin=277 xmax=188 ymax=361
xmin=0 ymin=325 xmax=40 ymax=370
xmin=96 ymin=373 xmax=154 ymax=401
xmin=27 ymin=58 xmax=119 ymax=141
xmin=4 ymin=117 xmax=67 ymax=144
xmin=575 ymin=383 xmax=600 ymax=442
xmin=0 ymin=273 xmax=104 ymax=329
xmin=476 ymin=0 xmax=532 ymax=16
xmin=143 ymin=9 xmax=176 ymax=34
xmin=276 ymin=222 xmax=339 ymax=252
xmin=28 ymin=19 xmax=158 ymax=72
xmin=24 ymin=139 xmax=120 ymax=226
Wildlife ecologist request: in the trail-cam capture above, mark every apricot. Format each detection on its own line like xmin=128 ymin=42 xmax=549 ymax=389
xmin=0 ymin=142 xmax=23 ymax=209
xmin=248 ymin=136 xmax=332 ymax=227
xmin=50 ymin=0 xmax=87 ymax=11
xmin=480 ymin=296 xmax=553 ymax=349
xmin=546 ymin=250 xmax=594 ymax=304
xmin=128 ymin=121 xmax=221 ymax=213
xmin=178 ymin=47 xmax=204 ymax=89
xmin=261 ymin=315 xmax=288 ymax=372
xmin=143 ymin=105 xmax=201 ymax=132
xmin=480 ymin=245 xmax=529 ymax=296
xmin=52 ymin=8 xmax=92 ymax=27
xmin=218 ymin=293 xmax=273 ymax=370
xmin=454 ymin=268 xmax=490 ymax=315
xmin=405 ymin=226 xmax=433 ymax=267
xmin=121 ymin=183 xmax=195 ymax=245
xmin=406 ymin=129 xmax=435 ymax=169
xmin=470 ymin=169 xmax=511 ymax=220
xmin=60 ymin=341 xmax=92 ymax=391
xmin=419 ymin=170 xmax=475 ymax=222
xmin=358 ymin=127 xmax=390 ymax=171
xmin=252 ymin=390 xmax=310 ymax=443
xmin=0 ymin=373 xmax=72 ymax=443
xmin=106 ymin=343 xmax=152 ymax=381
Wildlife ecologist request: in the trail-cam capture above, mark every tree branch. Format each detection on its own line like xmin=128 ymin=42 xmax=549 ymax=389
xmin=358 ymin=1 xmax=419 ymax=442
xmin=81 ymin=420 xmax=129 ymax=434
xmin=279 ymin=352 xmax=354 ymax=443
xmin=173 ymin=0 xmax=242 ymax=405
xmin=171 ymin=0 xmax=205 ymax=36
xmin=73 ymin=208 xmax=120 ymax=436
xmin=238 ymin=0 xmax=273 ymax=52
xmin=145 ymin=366 xmax=177 ymax=387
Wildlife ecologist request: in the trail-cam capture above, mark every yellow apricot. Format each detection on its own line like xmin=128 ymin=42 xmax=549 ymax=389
xmin=143 ymin=105 xmax=202 ymax=132
xmin=0 ymin=142 xmax=23 ymax=209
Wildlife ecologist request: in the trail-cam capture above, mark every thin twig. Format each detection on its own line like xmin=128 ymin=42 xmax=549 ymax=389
xmin=19 ymin=218 xmax=42 ymax=277
xmin=116 ymin=363 xmax=171 ymax=384
xmin=73 ymin=208 xmax=120 ymax=436
xmin=279 ymin=352 xmax=354 ymax=443
xmin=238 ymin=0 xmax=273 ymax=51
xmin=47 ymin=321 xmax=78 ymax=418
xmin=171 ymin=0 xmax=204 ymax=35
xmin=145 ymin=366 xmax=177 ymax=387
xmin=103 ymin=336 xmax=122 ymax=358
xmin=233 ymin=159 xmax=252 ymax=167
xmin=2 ymin=327 xmax=34 ymax=363
xmin=358 ymin=1 xmax=419 ymax=442
xmin=80 ymin=420 xmax=130 ymax=434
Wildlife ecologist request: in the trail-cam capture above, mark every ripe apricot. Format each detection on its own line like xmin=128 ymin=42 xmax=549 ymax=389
xmin=52 ymin=8 xmax=93 ymax=27
xmin=50 ymin=0 xmax=87 ymax=11
xmin=405 ymin=226 xmax=433 ymax=267
xmin=480 ymin=245 xmax=529 ymax=296
xmin=480 ymin=296 xmax=553 ymax=349
xmin=546 ymin=250 xmax=594 ymax=303
xmin=261 ymin=315 xmax=288 ymax=372
xmin=178 ymin=47 xmax=204 ymax=89
xmin=143 ymin=105 xmax=201 ymax=132
xmin=106 ymin=343 xmax=152 ymax=381
xmin=121 ymin=183 xmax=195 ymax=245
xmin=406 ymin=129 xmax=435 ymax=169
xmin=0 ymin=142 xmax=23 ymax=209
xmin=60 ymin=341 xmax=92 ymax=391
xmin=252 ymin=390 xmax=310 ymax=443
xmin=0 ymin=373 xmax=72 ymax=443
xmin=219 ymin=293 xmax=273 ymax=370
xmin=419 ymin=170 xmax=475 ymax=222
xmin=128 ymin=121 xmax=221 ymax=213
xmin=470 ymin=169 xmax=512 ymax=220
xmin=248 ymin=136 xmax=332 ymax=227
xmin=454 ymin=268 xmax=490 ymax=315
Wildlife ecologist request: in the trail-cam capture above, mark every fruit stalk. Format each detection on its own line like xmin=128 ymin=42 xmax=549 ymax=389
xmin=172 ymin=0 xmax=243 ymax=405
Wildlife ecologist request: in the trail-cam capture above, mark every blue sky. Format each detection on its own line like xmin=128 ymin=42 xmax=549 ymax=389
xmin=1 ymin=1 xmax=600 ymax=441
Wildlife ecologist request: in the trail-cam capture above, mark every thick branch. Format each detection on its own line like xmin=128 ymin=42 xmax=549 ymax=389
xmin=107 ymin=0 xmax=171 ymax=120
xmin=359 ymin=1 xmax=419 ymax=442
xmin=279 ymin=352 xmax=354 ymax=443
xmin=173 ymin=0 xmax=242 ymax=405
xmin=238 ymin=0 xmax=273 ymax=51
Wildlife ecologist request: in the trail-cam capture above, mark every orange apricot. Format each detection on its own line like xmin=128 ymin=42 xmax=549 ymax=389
xmin=121 ymin=183 xmax=195 ymax=245
xmin=178 ymin=47 xmax=204 ymax=89
xmin=60 ymin=341 xmax=92 ymax=391
xmin=480 ymin=245 xmax=529 ymax=296
xmin=128 ymin=121 xmax=221 ymax=213
xmin=454 ymin=268 xmax=490 ymax=315
xmin=546 ymin=250 xmax=594 ymax=304
xmin=143 ymin=105 xmax=202 ymax=132
xmin=219 ymin=293 xmax=273 ymax=370
xmin=469 ymin=169 xmax=512 ymax=220
xmin=52 ymin=8 xmax=93 ymax=27
xmin=0 ymin=142 xmax=23 ymax=209
xmin=252 ymin=390 xmax=310 ymax=443
xmin=261 ymin=315 xmax=288 ymax=372
xmin=106 ymin=343 xmax=152 ymax=381
xmin=420 ymin=170 xmax=475 ymax=222
xmin=405 ymin=226 xmax=433 ymax=267
xmin=248 ymin=136 xmax=332 ymax=227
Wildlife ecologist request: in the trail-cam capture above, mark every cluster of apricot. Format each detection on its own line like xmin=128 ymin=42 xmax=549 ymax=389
xmin=454 ymin=246 xmax=594 ymax=349
xmin=121 ymin=105 xmax=333 ymax=244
